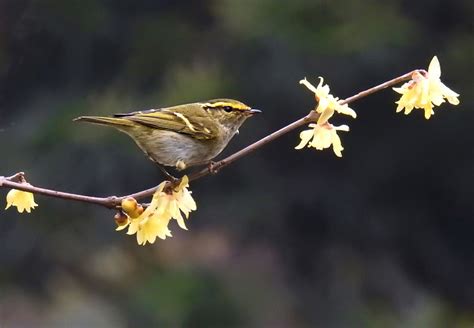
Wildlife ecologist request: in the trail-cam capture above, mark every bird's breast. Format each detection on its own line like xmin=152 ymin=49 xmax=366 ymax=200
xmin=127 ymin=128 xmax=237 ymax=167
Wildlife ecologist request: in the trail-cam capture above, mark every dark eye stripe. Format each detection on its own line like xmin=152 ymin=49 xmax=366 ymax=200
xmin=203 ymin=105 xmax=237 ymax=112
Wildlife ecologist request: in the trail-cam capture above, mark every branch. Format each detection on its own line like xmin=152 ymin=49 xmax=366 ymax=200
xmin=1 ymin=175 xmax=117 ymax=208
xmin=188 ymin=70 xmax=419 ymax=181
xmin=0 ymin=70 xmax=420 ymax=209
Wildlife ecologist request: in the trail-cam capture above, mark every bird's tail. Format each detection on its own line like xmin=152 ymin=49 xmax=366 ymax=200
xmin=73 ymin=116 xmax=134 ymax=128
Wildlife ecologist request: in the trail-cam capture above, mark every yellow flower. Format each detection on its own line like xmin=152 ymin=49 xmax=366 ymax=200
xmin=127 ymin=209 xmax=173 ymax=245
xmin=162 ymin=175 xmax=197 ymax=229
xmin=117 ymin=175 xmax=197 ymax=246
xmin=393 ymin=56 xmax=460 ymax=119
xmin=300 ymin=77 xmax=357 ymax=124
xmin=295 ymin=122 xmax=349 ymax=157
xmin=5 ymin=187 xmax=38 ymax=213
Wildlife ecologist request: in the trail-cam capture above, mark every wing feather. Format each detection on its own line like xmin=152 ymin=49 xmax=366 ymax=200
xmin=115 ymin=108 xmax=216 ymax=139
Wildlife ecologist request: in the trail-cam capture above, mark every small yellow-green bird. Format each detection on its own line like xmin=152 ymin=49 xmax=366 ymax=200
xmin=74 ymin=99 xmax=261 ymax=171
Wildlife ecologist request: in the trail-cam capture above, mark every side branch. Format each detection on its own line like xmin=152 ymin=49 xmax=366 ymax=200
xmin=341 ymin=70 xmax=419 ymax=105
xmin=0 ymin=70 xmax=421 ymax=209
xmin=1 ymin=175 xmax=117 ymax=208
xmin=189 ymin=69 xmax=420 ymax=181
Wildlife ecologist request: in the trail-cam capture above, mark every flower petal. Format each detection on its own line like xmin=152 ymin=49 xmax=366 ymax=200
xmin=299 ymin=78 xmax=319 ymax=94
xmin=331 ymin=131 xmax=344 ymax=157
xmin=335 ymin=103 xmax=357 ymax=119
xmin=428 ymin=56 xmax=441 ymax=79
xmin=295 ymin=129 xmax=314 ymax=149
xmin=334 ymin=124 xmax=350 ymax=132
xmin=317 ymin=106 xmax=334 ymax=125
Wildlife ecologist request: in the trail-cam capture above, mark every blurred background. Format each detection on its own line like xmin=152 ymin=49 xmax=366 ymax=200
xmin=0 ymin=0 xmax=473 ymax=327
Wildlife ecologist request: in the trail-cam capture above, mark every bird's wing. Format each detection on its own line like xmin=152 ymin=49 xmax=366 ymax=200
xmin=114 ymin=108 xmax=216 ymax=140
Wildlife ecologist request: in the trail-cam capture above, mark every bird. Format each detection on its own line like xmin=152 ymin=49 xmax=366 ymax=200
xmin=74 ymin=99 xmax=261 ymax=175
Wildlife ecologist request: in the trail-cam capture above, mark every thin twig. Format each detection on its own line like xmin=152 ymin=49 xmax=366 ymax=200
xmin=0 ymin=178 xmax=116 ymax=208
xmin=0 ymin=70 xmax=420 ymax=210
xmin=341 ymin=70 xmax=419 ymax=105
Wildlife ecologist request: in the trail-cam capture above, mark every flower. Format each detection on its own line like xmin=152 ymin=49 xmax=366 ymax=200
xmin=300 ymin=77 xmax=357 ymax=124
xmin=126 ymin=208 xmax=173 ymax=245
xmin=295 ymin=122 xmax=349 ymax=157
xmin=393 ymin=56 xmax=460 ymax=119
xmin=118 ymin=175 xmax=197 ymax=246
xmin=5 ymin=187 xmax=38 ymax=213
xmin=161 ymin=175 xmax=197 ymax=230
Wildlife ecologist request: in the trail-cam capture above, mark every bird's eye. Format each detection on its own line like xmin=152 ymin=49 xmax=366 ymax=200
xmin=223 ymin=106 xmax=233 ymax=112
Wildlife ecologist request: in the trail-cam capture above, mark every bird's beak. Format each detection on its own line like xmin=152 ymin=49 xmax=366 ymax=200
xmin=248 ymin=108 xmax=262 ymax=115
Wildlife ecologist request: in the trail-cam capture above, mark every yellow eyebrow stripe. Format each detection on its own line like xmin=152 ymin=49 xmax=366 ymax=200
xmin=203 ymin=102 xmax=250 ymax=110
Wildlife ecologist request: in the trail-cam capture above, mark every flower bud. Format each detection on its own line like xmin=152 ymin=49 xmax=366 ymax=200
xmin=136 ymin=204 xmax=144 ymax=216
xmin=114 ymin=211 xmax=128 ymax=228
xmin=121 ymin=197 xmax=139 ymax=217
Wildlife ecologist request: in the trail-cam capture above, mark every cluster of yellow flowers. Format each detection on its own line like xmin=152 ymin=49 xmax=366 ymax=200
xmin=116 ymin=175 xmax=196 ymax=245
xmin=296 ymin=77 xmax=356 ymax=157
xmin=3 ymin=176 xmax=197 ymax=246
xmin=296 ymin=56 xmax=460 ymax=157
xmin=4 ymin=176 xmax=196 ymax=246
xmin=393 ymin=56 xmax=460 ymax=119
